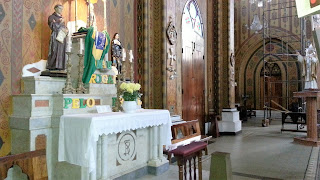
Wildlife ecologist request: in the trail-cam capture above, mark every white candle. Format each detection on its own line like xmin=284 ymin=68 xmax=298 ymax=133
xmin=104 ymin=52 xmax=108 ymax=61
xmin=66 ymin=44 xmax=72 ymax=53
xmin=79 ymin=38 xmax=84 ymax=54
xmin=66 ymin=36 xmax=72 ymax=52
xmin=129 ymin=50 xmax=133 ymax=63
xmin=122 ymin=48 xmax=126 ymax=61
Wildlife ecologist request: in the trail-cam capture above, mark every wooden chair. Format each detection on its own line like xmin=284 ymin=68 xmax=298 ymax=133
xmin=0 ymin=149 xmax=47 ymax=180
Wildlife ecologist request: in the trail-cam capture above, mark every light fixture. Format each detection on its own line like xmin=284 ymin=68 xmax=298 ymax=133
xmin=250 ymin=0 xmax=272 ymax=8
xmin=250 ymin=14 xmax=263 ymax=33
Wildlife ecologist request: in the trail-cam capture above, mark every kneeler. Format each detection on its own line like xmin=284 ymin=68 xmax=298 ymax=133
xmin=170 ymin=141 xmax=207 ymax=180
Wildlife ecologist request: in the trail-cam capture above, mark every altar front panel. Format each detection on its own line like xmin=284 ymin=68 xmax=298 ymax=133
xmin=104 ymin=129 xmax=150 ymax=179
xmin=57 ymin=109 xmax=171 ymax=180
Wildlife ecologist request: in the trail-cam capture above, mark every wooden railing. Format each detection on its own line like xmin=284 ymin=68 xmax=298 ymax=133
xmin=0 ymin=149 xmax=47 ymax=180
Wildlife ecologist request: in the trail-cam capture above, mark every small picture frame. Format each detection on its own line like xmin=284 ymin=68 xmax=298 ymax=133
xmin=96 ymin=105 xmax=112 ymax=113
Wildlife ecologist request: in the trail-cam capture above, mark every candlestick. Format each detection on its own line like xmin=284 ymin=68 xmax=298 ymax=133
xmin=63 ymin=52 xmax=76 ymax=94
xmin=79 ymin=38 xmax=84 ymax=54
xmin=75 ymin=0 xmax=78 ymax=31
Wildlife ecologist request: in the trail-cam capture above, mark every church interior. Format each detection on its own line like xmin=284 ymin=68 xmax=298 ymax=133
xmin=1 ymin=0 xmax=320 ymax=179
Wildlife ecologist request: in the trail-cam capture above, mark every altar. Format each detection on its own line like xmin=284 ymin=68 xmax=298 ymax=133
xmin=57 ymin=109 xmax=171 ymax=180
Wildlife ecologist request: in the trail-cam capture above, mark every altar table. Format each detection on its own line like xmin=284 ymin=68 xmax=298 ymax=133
xmin=58 ymin=109 xmax=172 ymax=179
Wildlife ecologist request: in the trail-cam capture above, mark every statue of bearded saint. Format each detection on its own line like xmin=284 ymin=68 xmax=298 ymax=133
xmin=297 ymin=44 xmax=319 ymax=89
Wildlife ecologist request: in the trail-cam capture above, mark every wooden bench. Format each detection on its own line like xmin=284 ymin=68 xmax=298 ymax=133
xmin=0 ymin=149 xmax=47 ymax=180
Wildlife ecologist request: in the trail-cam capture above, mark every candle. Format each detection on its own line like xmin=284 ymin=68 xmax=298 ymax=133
xmin=66 ymin=36 xmax=72 ymax=53
xmin=79 ymin=38 xmax=84 ymax=54
xmin=129 ymin=50 xmax=133 ymax=63
xmin=104 ymin=52 xmax=108 ymax=62
xmin=122 ymin=48 xmax=126 ymax=61
xmin=66 ymin=43 xmax=72 ymax=53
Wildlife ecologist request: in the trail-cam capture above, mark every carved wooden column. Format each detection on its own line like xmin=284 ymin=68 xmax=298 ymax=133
xmin=294 ymin=90 xmax=320 ymax=146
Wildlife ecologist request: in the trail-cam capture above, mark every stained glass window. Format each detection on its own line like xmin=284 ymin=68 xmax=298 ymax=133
xmin=182 ymin=0 xmax=203 ymax=37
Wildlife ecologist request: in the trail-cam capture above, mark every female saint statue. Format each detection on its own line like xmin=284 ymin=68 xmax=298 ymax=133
xmin=47 ymin=4 xmax=68 ymax=70
xmin=297 ymin=44 xmax=318 ymax=89
xmin=112 ymin=33 xmax=123 ymax=73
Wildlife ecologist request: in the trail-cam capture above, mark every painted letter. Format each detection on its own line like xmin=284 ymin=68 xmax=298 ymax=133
xmin=72 ymin=98 xmax=80 ymax=109
xmin=80 ymin=98 xmax=87 ymax=108
xmin=89 ymin=74 xmax=97 ymax=83
xmin=108 ymin=75 xmax=114 ymax=84
xmin=96 ymin=74 xmax=102 ymax=83
xmin=87 ymin=98 xmax=95 ymax=108
xmin=107 ymin=61 xmax=112 ymax=69
xmin=64 ymin=98 xmax=72 ymax=109
xmin=102 ymin=75 xmax=108 ymax=84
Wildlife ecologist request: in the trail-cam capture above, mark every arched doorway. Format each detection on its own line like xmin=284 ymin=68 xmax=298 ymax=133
xmin=181 ymin=0 xmax=205 ymax=131
xmin=259 ymin=62 xmax=282 ymax=109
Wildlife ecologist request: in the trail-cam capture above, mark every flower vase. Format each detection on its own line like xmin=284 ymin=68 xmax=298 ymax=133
xmin=122 ymin=101 xmax=137 ymax=113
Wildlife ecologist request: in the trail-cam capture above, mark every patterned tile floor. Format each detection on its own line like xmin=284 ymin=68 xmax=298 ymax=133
xmin=139 ymin=114 xmax=316 ymax=180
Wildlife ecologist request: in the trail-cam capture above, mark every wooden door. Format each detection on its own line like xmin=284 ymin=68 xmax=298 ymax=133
xmin=182 ymin=35 xmax=205 ymax=132
xmin=182 ymin=40 xmax=195 ymax=121
xmin=260 ymin=76 xmax=282 ymax=109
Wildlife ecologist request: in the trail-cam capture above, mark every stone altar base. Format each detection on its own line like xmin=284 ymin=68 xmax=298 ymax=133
xmin=10 ymin=76 xmax=118 ymax=179
xmin=218 ymin=108 xmax=242 ymax=135
xmin=54 ymin=128 xmax=169 ymax=180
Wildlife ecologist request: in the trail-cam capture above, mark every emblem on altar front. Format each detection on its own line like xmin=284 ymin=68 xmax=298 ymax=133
xmin=116 ymin=131 xmax=137 ymax=165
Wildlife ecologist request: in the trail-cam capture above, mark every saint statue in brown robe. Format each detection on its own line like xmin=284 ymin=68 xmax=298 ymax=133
xmin=47 ymin=4 xmax=68 ymax=70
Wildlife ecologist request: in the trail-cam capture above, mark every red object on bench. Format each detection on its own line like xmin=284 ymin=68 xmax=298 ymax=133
xmin=171 ymin=141 xmax=207 ymax=180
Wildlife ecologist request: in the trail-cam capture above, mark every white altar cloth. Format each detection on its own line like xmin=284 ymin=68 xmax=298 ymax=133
xmin=58 ymin=109 xmax=172 ymax=172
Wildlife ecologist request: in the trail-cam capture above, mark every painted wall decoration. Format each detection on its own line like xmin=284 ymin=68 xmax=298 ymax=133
xmin=235 ymin=0 xmax=305 ymax=109
xmin=0 ymin=0 xmax=135 ymax=156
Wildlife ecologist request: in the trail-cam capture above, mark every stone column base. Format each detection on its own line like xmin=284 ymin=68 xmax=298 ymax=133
xmin=218 ymin=108 xmax=242 ymax=135
xmin=294 ymin=137 xmax=320 ymax=147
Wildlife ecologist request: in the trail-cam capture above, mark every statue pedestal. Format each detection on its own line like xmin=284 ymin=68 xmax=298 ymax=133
xmin=293 ymin=90 xmax=320 ymax=147
xmin=218 ymin=108 xmax=242 ymax=135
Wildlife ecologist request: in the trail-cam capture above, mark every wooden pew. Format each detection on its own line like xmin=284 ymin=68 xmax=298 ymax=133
xmin=0 ymin=149 xmax=47 ymax=180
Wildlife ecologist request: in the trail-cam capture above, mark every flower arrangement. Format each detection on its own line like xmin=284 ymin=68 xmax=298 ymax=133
xmin=119 ymin=82 xmax=142 ymax=101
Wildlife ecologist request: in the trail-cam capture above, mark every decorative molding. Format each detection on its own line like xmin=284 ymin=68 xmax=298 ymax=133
xmin=35 ymin=134 xmax=47 ymax=150
xmin=35 ymin=100 xmax=49 ymax=108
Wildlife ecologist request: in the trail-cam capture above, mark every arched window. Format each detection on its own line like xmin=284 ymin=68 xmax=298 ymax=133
xmin=260 ymin=62 xmax=281 ymax=76
xmin=182 ymin=0 xmax=203 ymax=37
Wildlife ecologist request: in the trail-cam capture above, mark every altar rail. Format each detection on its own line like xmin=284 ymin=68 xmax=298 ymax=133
xmin=0 ymin=149 xmax=47 ymax=180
